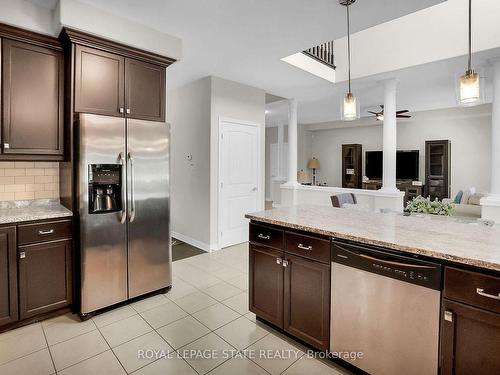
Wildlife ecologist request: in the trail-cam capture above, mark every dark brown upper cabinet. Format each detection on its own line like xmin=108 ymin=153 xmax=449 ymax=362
xmin=125 ymin=58 xmax=165 ymax=122
xmin=1 ymin=38 xmax=64 ymax=159
xmin=72 ymin=39 xmax=167 ymax=122
xmin=0 ymin=226 xmax=17 ymax=328
xmin=74 ymin=45 xmax=125 ymax=117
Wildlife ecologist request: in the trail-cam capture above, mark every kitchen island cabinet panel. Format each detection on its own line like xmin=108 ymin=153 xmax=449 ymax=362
xmin=249 ymin=244 xmax=284 ymax=328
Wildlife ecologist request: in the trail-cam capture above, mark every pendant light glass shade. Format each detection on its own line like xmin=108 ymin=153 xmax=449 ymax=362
xmin=459 ymin=69 xmax=480 ymax=105
xmin=342 ymin=92 xmax=360 ymax=121
xmin=340 ymin=0 xmax=359 ymax=121
xmin=458 ymin=0 xmax=481 ymax=106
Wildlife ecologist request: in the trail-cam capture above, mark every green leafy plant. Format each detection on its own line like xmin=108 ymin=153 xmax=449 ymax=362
xmin=405 ymin=196 xmax=456 ymax=216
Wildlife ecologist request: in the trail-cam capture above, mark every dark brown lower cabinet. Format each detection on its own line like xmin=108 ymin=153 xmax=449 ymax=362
xmin=284 ymin=254 xmax=330 ymax=350
xmin=249 ymin=245 xmax=284 ymax=328
xmin=441 ymin=299 xmax=500 ymax=375
xmin=249 ymin=231 xmax=331 ymax=351
xmin=18 ymin=240 xmax=72 ymax=320
xmin=0 ymin=227 xmax=18 ymax=326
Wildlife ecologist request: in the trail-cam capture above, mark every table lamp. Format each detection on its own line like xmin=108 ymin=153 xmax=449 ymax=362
xmin=307 ymin=158 xmax=320 ymax=185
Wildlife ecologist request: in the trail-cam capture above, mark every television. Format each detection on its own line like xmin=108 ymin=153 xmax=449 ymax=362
xmin=365 ymin=150 xmax=419 ymax=180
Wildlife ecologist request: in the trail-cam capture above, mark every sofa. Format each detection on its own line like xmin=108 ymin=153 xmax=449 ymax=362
xmin=443 ymin=189 xmax=484 ymax=218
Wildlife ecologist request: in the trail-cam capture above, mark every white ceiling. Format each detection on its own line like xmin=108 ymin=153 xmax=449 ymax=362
xmin=28 ymin=0 xmax=455 ymax=124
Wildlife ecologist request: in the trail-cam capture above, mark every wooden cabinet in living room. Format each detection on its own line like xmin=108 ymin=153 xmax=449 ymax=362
xmin=1 ymin=36 xmax=64 ymax=159
xmin=0 ymin=227 xmax=18 ymax=327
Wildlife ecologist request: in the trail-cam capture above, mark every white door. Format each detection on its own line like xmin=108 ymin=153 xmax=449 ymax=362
xmin=219 ymin=119 xmax=260 ymax=248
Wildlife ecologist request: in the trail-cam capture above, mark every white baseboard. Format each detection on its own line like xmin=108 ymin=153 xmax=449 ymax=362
xmin=171 ymin=231 xmax=212 ymax=252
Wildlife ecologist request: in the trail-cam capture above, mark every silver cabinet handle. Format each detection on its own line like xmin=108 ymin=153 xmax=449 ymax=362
xmin=19 ymin=252 xmax=26 ymax=259
xmin=258 ymin=234 xmax=270 ymax=240
xmin=444 ymin=310 xmax=453 ymax=322
xmin=38 ymin=229 xmax=54 ymax=235
xmin=118 ymin=152 xmax=127 ymax=224
xmin=298 ymin=244 xmax=312 ymax=251
xmin=119 ymin=107 xmax=124 ymax=114
xmin=126 ymin=108 xmax=131 ymax=114
xmin=476 ymin=288 xmax=500 ymax=300
xmin=276 ymin=258 xmax=282 ymax=265
xmin=282 ymin=260 xmax=289 ymax=268
xmin=128 ymin=152 xmax=136 ymax=222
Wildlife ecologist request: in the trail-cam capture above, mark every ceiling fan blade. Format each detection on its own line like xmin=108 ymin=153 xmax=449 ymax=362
xmin=396 ymin=110 xmax=409 ymax=114
xmin=397 ymin=115 xmax=412 ymax=118
xmin=367 ymin=111 xmax=378 ymax=115
xmin=380 ymin=105 xmax=384 ymax=109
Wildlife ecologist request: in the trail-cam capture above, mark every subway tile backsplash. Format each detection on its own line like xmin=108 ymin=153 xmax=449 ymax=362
xmin=0 ymin=162 xmax=59 ymax=201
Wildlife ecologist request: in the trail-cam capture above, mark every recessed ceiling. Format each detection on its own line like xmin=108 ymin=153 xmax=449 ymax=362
xmin=28 ymin=0 xmax=58 ymax=9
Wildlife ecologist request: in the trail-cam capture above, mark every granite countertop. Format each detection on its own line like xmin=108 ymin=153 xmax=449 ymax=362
xmin=0 ymin=199 xmax=73 ymax=224
xmin=246 ymin=205 xmax=500 ymax=272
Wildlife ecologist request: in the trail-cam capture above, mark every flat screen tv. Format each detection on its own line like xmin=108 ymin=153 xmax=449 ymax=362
xmin=365 ymin=150 xmax=419 ymax=180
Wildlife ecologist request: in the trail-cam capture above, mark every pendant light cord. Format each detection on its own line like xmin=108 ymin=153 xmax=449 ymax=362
xmin=468 ymin=0 xmax=472 ymax=71
xmin=347 ymin=2 xmax=352 ymax=93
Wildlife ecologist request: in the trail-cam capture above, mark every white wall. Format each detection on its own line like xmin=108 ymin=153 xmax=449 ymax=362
xmin=57 ymin=0 xmax=182 ymax=59
xmin=0 ymin=0 xmax=56 ymax=35
xmin=210 ymin=77 xmax=266 ymax=248
xmin=169 ymin=76 xmax=265 ymax=250
xmin=308 ymin=105 xmax=492 ymax=196
xmin=168 ymin=77 xmax=212 ymax=248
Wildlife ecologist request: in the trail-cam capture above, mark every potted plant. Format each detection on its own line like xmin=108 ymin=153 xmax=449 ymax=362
xmin=405 ymin=196 xmax=456 ymax=216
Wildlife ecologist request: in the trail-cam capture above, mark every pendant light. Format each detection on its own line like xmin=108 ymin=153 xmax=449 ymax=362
xmin=459 ymin=0 xmax=481 ymax=106
xmin=340 ymin=0 xmax=359 ymax=121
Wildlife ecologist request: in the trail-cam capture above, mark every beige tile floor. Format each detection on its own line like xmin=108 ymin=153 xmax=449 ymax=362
xmin=0 ymin=242 xmax=352 ymax=375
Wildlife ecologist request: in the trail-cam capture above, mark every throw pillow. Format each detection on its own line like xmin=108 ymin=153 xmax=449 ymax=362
xmin=454 ymin=190 xmax=463 ymax=204
xmin=461 ymin=189 xmax=471 ymax=205
xmin=468 ymin=193 xmax=486 ymax=206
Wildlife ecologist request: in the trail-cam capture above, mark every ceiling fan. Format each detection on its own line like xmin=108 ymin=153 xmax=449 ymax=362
xmin=368 ymin=105 xmax=411 ymax=121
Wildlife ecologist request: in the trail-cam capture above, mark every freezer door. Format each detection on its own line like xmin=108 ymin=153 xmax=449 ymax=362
xmin=78 ymin=114 xmax=128 ymax=314
xmin=127 ymin=119 xmax=171 ymax=298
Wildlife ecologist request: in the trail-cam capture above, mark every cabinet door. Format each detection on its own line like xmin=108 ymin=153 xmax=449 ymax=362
xmin=18 ymin=240 xmax=72 ymax=320
xmin=2 ymin=39 xmax=64 ymax=157
xmin=284 ymin=254 xmax=330 ymax=350
xmin=0 ymin=227 xmax=17 ymax=327
xmin=249 ymin=244 xmax=284 ymax=328
xmin=74 ymin=45 xmax=125 ymax=117
xmin=125 ymin=58 xmax=165 ymax=122
xmin=441 ymin=299 xmax=500 ymax=375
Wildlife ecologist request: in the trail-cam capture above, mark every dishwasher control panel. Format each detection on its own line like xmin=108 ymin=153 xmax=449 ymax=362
xmin=332 ymin=240 xmax=442 ymax=290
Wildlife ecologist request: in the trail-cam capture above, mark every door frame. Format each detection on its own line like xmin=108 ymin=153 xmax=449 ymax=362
xmin=218 ymin=116 xmax=263 ymax=250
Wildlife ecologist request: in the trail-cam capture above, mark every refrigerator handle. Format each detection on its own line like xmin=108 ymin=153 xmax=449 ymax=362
xmin=118 ymin=152 xmax=127 ymax=224
xmin=128 ymin=152 xmax=136 ymax=222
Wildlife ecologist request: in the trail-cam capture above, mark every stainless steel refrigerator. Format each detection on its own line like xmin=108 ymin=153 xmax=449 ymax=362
xmin=77 ymin=113 xmax=171 ymax=316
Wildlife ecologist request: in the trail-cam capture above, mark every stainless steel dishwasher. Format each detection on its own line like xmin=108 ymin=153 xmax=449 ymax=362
xmin=330 ymin=240 xmax=442 ymax=375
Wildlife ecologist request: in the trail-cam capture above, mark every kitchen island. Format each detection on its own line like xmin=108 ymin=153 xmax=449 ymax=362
xmin=246 ymin=205 xmax=500 ymax=375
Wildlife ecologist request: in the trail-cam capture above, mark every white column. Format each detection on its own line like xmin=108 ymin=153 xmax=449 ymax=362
xmin=490 ymin=60 xmax=500 ymax=196
xmin=285 ymin=99 xmax=299 ymax=186
xmin=381 ymin=79 xmax=399 ymax=193
xmin=277 ymin=122 xmax=285 ymax=179
xmin=481 ymin=60 xmax=500 ymax=221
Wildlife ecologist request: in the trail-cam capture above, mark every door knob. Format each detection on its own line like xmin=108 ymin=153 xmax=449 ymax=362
xmin=252 ymin=187 xmax=257 ymax=192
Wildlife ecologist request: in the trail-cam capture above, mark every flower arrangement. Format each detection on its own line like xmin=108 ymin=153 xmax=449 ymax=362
xmin=405 ymin=196 xmax=456 ymax=216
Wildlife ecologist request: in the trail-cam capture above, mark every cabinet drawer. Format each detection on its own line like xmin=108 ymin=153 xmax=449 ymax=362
xmin=444 ymin=267 xmax=500 ymax=314
xmin=18 ymin=220 xmax=72 ymax=245
xmin=249 ymin=223 xmax=284 ymax=250
xmin=285 ymin=231 xmax=330 ymax=264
